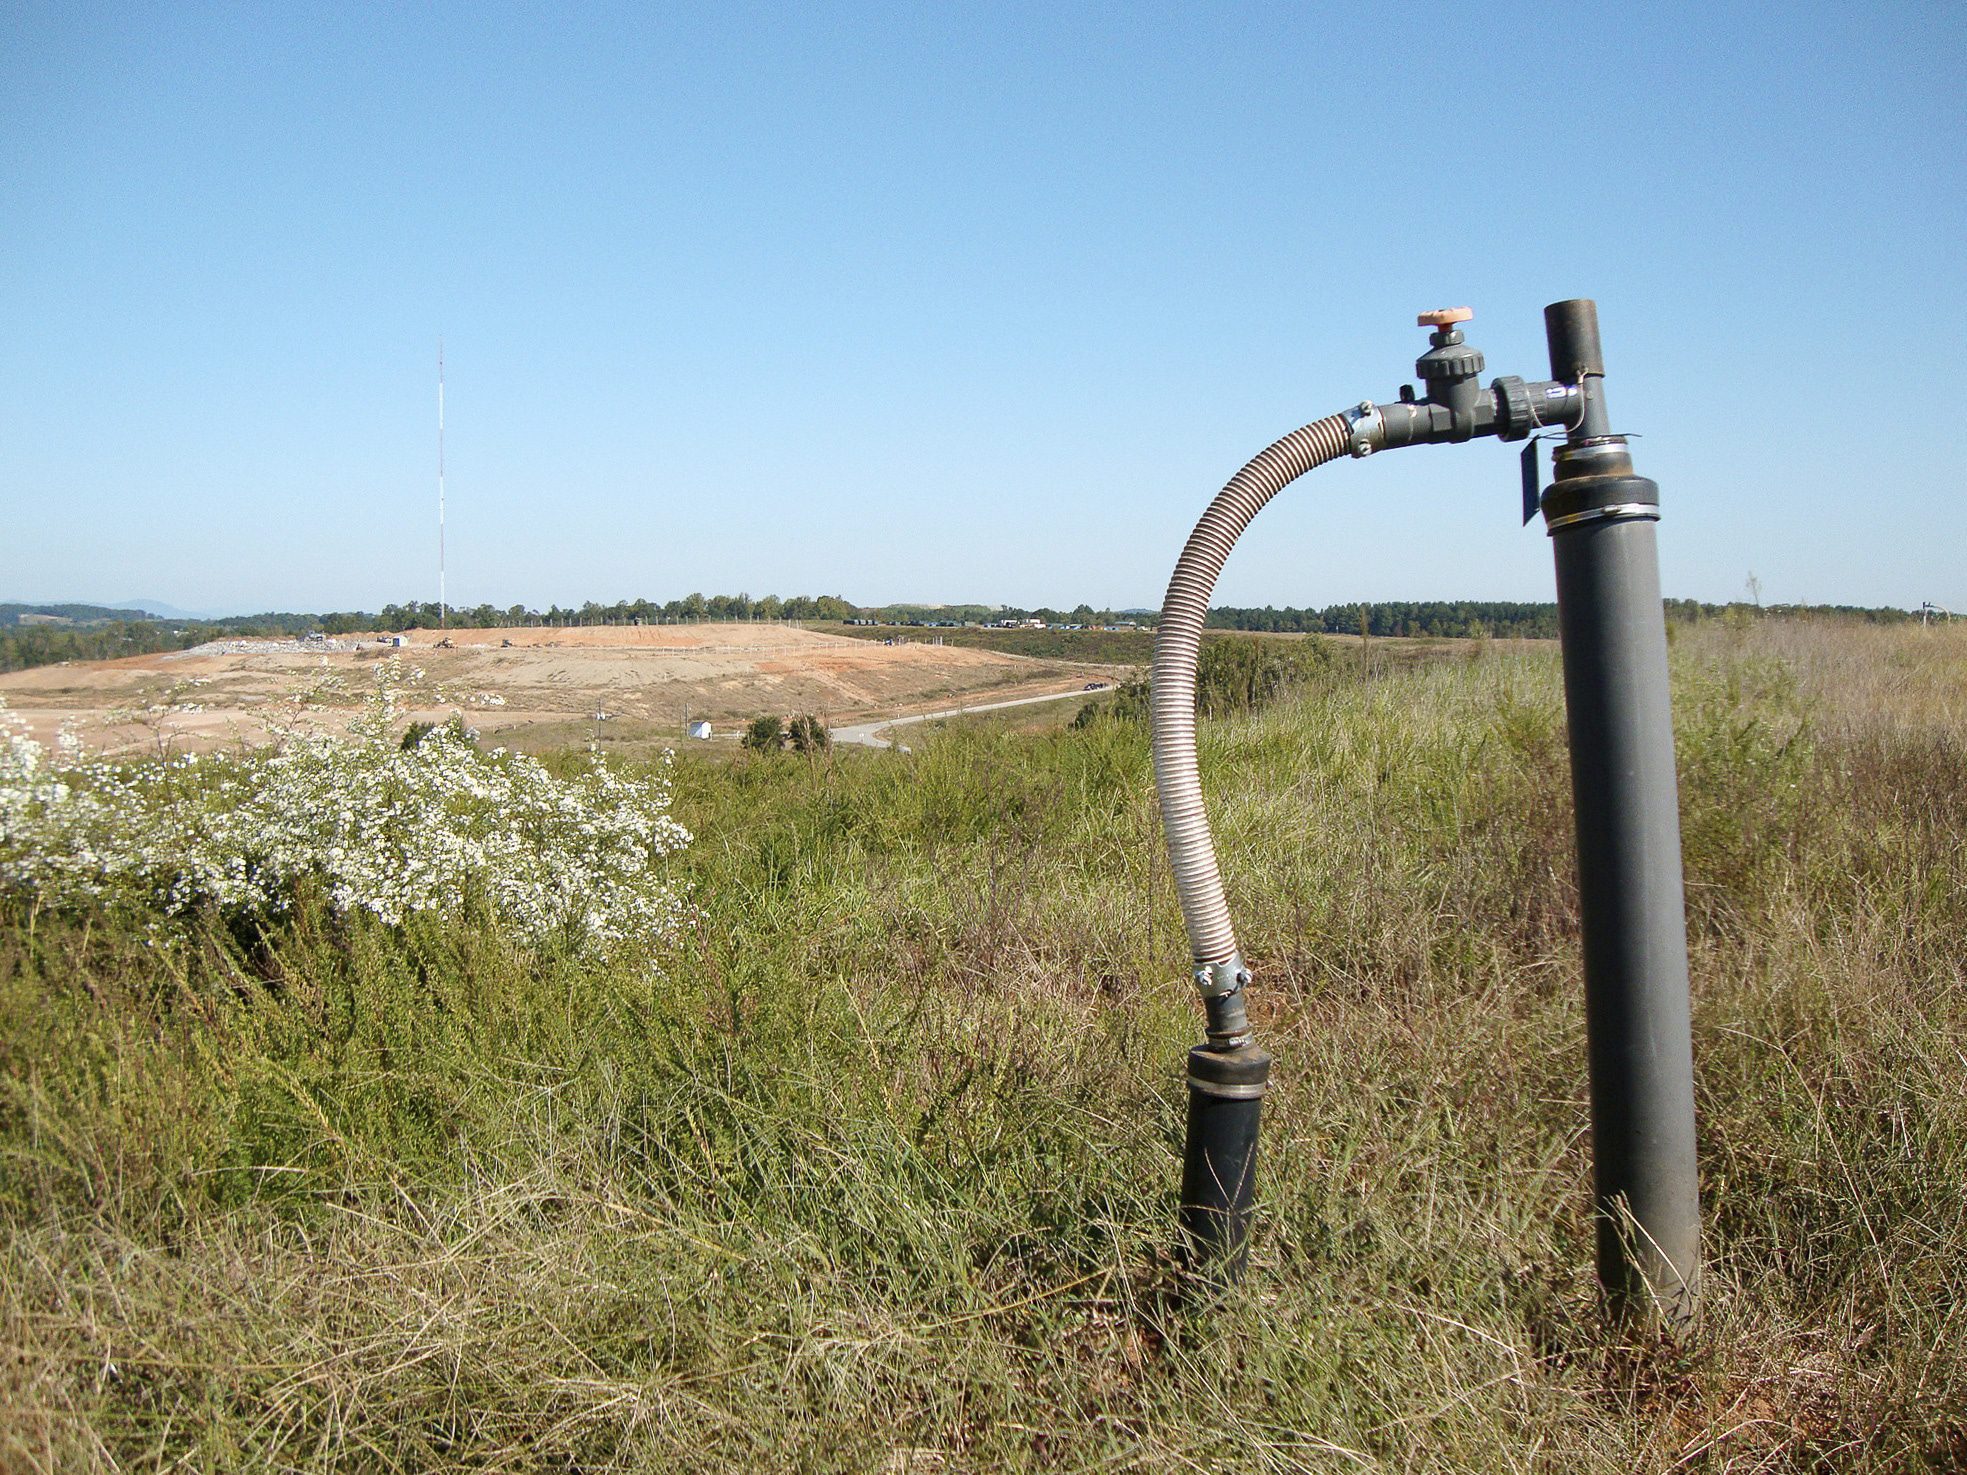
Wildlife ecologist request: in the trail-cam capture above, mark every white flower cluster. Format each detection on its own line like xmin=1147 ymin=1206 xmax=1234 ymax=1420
xmin=0 ymin=662 xmax=693 ymax=956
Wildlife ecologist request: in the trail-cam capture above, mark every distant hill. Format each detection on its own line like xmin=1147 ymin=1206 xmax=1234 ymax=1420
xmin=0 ymin=602 xmax=163 ymax=627
xmin=107 ymin=598 xmax=206 ymax=621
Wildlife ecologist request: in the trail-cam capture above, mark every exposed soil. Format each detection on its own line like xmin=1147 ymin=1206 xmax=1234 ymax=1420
xmin=0 ymin=623 xmax=1124 ymax=755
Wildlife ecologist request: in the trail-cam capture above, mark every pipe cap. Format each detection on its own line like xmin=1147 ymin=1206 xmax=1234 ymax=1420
xmin=1417 ymin=306 xmax=1473 ymax=327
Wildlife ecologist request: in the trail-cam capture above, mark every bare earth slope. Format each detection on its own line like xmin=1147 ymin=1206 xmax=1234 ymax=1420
xmin=0 ymin=624 xmax=1118 ymax=753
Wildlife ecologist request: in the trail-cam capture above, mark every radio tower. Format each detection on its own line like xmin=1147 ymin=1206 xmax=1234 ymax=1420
xmin=437 ymin=340 xmax=447 ymax=627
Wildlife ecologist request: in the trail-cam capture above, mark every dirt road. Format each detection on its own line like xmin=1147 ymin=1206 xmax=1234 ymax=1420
xmin=832 ymin=685 xmax=1103 ymax=749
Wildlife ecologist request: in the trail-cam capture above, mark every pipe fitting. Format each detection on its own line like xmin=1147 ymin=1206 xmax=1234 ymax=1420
xmin=1493 ymin=377 xmax=1585 ymax=441
xmin=1192 ymin=956 xmax=1252 ymax=999
xmin=1541 ymin=437 xmax=1660 ymax=535
xmin=1196 ymin=955 xmax=1254 ymax=1046
xmin=1344 ymin=401 xmax=1381 ymax=458
xmin=1203 ymin=989 xmax=1252 ymax=1048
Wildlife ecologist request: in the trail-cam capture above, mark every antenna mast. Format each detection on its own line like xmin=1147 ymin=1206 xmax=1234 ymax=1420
xmin=438 ymin=340 xmax=447 ymax=627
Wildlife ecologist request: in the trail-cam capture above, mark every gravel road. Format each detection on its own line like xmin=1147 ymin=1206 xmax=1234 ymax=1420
xmin=831 ymin=684 xmax=1103 ymax=751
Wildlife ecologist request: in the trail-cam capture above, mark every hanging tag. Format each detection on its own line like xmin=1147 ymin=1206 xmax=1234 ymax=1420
xmin=1520 ymin=438 xmax=1542 ymax=525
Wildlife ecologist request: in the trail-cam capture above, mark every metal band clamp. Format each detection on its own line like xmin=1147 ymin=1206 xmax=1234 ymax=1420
xmin=1193 ymin=956 xmax=1252 ymax=1000
xmin=1544 ymin=502 xmax=1660 ymax=534
xmin=1344 ymin=401 xmax=1381 ymax=458
xmin=1186 ymin=1074 xmax=1269 ymax=1100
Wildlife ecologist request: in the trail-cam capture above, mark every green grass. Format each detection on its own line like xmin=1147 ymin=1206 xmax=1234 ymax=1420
xmin=3 ymin=621 xmax=1963 ymax=1470
xmin=821 ymin=621 xmax=1497 ymax=680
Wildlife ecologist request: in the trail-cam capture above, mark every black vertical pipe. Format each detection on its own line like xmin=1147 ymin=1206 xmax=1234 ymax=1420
xmin=1541 ymin=300 xmax=1702 ymax=1326
xmin=1180 ymin=1043 xmax=1270 ymax=1284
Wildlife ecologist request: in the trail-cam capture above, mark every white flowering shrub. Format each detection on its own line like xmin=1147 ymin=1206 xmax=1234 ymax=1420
xmin=0 ymin=662 xmax=692 ymax=956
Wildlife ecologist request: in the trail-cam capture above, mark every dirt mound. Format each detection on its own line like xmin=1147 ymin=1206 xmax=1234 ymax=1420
xmin=0 ymin=624 xmax=1123 ymax=756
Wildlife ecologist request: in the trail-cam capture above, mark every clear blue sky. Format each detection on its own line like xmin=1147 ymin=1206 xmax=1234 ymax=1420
xmin=3 ymin=1 xmax=1961 ymax=615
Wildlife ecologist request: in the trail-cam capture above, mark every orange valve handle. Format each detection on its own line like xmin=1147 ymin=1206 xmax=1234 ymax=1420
xmin=1417 ymin=306 xmax=1474 ymax=327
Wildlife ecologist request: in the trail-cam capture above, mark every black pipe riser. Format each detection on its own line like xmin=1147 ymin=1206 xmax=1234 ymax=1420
xmin=1179 ymin=1044 xmax=1271 ymax=1285
xmin=1544 ymin=300 xmax=1606 ymax=380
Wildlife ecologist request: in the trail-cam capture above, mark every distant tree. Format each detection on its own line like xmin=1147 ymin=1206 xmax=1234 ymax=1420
xmin=743 ymin=714 xmax=784 ymax=752
xmin=787 ymin=714 xmax=830 ymax=754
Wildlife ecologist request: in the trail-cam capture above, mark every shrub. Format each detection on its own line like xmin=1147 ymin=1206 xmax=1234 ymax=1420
xmin=0 ymin=661 xmax=691 ymax=956
xmin=1070 ymin=677 xmax=1148 ymax=728
xmin=1195 ymin=635 xmax=1332 ymax=716
xmin=1068 ymin=639 xmax=1323 ymax=730
xmin=399 ymin=714 xmax=475 ymax=751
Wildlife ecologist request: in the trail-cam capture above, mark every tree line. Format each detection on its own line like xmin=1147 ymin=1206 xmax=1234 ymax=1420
xmin=0 ymin=620 xmax=199 ymax=674
xmin=0 ymin=592 xmax=1921 ymax=676
xmin=1206 ymin=599 xmax=1915 ymax=639
xmin=364 ymin=597 xmax=1150 ymax=631
xmin=367 ymin=593 xmax=860 ymax=631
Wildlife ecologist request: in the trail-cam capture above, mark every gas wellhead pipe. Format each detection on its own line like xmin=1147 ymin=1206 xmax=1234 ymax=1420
xmin=1157 ymin=302 xmax=1700 ymax=1328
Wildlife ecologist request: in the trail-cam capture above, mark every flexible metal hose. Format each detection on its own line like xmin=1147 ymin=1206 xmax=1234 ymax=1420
xmin=1151 ymin=412 xmax=1355 ymax=989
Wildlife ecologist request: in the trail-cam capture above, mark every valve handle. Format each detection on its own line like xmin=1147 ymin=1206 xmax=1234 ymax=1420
xmin=1417 ymin=306 xmax=1473 ymax=327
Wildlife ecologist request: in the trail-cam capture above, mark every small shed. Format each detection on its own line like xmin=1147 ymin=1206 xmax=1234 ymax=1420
xmin=686 ymin=719 xmax=713 ymax=741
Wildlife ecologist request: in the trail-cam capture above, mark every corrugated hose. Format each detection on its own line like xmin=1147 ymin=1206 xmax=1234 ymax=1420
xmin=1150 ymin=412 xmax=1356 ymax=1039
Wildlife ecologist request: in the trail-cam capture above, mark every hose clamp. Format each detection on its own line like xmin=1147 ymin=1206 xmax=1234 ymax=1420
xmin=1193 ymin=956 xmax=1252 ymax=1000
xmin=1543 ymin=502 xmax=1661 ymax=534
xmin=1186 ymin=1074 xmax=1269 ymax=1100
xmin=1344 ymin=400 xmax=1382 ymax=458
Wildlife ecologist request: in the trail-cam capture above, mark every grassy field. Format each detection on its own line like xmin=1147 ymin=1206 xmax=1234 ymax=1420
xmin=3 ymin=619 xmax=1963 ymax=1470
xmin=824 ymin=621 xmax=1512 ymax=681
xmin=915 ymin=688 xmax=1120 ymax=738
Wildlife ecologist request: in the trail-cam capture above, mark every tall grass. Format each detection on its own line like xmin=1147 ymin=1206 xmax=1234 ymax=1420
xmin=2 ymin=622 xmax=1962 ymax=1470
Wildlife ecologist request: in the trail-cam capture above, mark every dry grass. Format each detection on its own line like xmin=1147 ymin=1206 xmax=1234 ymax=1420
xmin=2 ymin=618 xmax=1962 ymax=1470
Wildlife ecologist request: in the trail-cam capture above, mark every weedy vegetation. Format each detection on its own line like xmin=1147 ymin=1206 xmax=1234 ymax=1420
xmin=1 ymin=621 xmax=1961 ymax=1471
